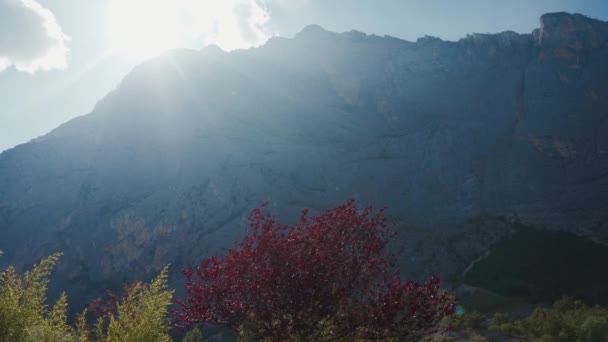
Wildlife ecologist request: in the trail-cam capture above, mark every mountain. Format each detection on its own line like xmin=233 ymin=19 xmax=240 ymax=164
xmin=1 ymin=12 xmax=607 ymax=309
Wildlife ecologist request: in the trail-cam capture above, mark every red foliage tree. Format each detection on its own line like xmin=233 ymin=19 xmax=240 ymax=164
xmin=173 ymin=199 xmax=455 ymax=340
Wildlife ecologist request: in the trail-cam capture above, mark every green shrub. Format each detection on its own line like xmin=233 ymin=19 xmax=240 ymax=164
xmin=0 ymin=251 xmax=175 ymax=342
xmin=581 ymin=316 xmax=608 ymax=342
xmin=453 ymin=310 xmax=487 ymax=330
xmin=489 ymin=298 xmax=608 ymax=342
xmin=84 ymin=265 xmax=174 ymax=342
xmin=468 ymin=334 xmax=488 ymax=342
xmin=182 ymin=328 xmax=203 ymax=342
xmin=0 ymin=252 xmax=76 ymax=341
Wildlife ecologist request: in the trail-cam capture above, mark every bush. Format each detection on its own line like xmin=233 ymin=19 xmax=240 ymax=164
xmin=453 ymin=310 xmax=487 ymax=330
xmin=85 ymin=265 xmax=174 ymax=341
xmin=0 ymin=250 xmax=174 ymax=342
xmin=581 ymin=316 xmax=608 ymax=342
xmin=173 ymin=200 xmax=455 ymax=341
xmin=0 ymin=252 xmax=75 ymax=342
xmin=182 ymin=328 xmax=203 ymax=342
xmin=489 ymin=298 xmax=608 ymax=342
xmin=468 ymin=334 xmax=488 ymax=342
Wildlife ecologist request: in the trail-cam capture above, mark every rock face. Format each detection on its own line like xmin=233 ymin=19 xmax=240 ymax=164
xmin=1 ymin=12 xmax=607 ymax=308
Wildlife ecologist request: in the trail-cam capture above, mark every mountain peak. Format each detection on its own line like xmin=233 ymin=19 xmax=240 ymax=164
xmin=536 ymin=12 xmax=608 ymax=48
xmin=295 ymin=24 xmax=331 ymax=39
xmin=200 ymin=44 xmax=224 ymax=54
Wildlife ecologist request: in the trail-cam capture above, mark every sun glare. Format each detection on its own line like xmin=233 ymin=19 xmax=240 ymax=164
xmin=105 ymin=0 xmax=271 ymax=59
xmin=106 ymin=0 xmax=181 ymax=58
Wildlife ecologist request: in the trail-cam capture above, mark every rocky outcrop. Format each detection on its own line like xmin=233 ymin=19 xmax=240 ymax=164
xmin=536 ymin=12 xmax=608 ymax=49
xmin=0 ymin=12 xmax=607 ymax=308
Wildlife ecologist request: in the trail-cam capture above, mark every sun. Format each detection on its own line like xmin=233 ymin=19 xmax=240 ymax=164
xmin=105 ymin=0 xmax=271 ymax=59
xmin=106 ymin=0 xmax=185 ymax=59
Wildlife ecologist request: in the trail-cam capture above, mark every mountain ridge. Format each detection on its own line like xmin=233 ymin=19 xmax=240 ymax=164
xmin=8 ymin=11 xmax=604 ymax=151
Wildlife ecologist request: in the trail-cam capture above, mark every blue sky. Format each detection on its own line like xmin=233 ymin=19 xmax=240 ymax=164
xmin=1 ymin=0 xmax=607 ymax=153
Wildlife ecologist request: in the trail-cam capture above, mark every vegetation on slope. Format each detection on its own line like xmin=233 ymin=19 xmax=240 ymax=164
xmin=453 ymin=298 xmax=608 ymax=342
xmin=0 ymin=200 xmax=457 ymax=341
xmin=461 ymin=224 xmax=608 ymax=305
xmin=5 ymin=204 xmax=608 ymax=341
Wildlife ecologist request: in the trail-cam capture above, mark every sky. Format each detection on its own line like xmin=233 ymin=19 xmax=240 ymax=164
xmin=1 ymin=0 xmax=608 ymax=153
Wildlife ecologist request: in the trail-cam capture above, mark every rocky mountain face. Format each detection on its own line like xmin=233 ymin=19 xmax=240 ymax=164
xmin=1 ymin=12 xmax=607 ymax=308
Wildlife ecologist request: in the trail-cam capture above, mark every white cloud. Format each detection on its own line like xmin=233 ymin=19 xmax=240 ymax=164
xmin=233 ymin=0 xmax=272 ymax=48
xmin=0 ymin=0 xmax=70 ymax=73
xmin=175 ymin=0 xmax=271 ymax=51
xmin=106 ymin=0 xmax=273 ymax=56
xmin=182 ymin=0 xmax=273 ymax=51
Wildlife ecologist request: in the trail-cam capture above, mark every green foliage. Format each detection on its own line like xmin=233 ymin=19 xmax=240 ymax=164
xmin=487 ymin=312 xmax=507 ymax=331
xmin=468 ymin=334 xmax=488 ymax=342
xmin=182 ymin=328 xmax=203 ymax=342
xmin=581 ymin=316 xmax=608 ymax=342
xmin=462 ymin=225 xmax=608 ymax=305
xmin=0 ymin=252 xmax=76 ymax=341
xmin=489 ymin=298 xmax=608 ymax=342
xmin=0 ymin=251 xmax=174 ymax=342
xmin=487 ymin=315 xmax=524 ymax=338
xmin=452 ymin=310 xmax=487 ymax=330
xmin=88 ymin=265 xmax=175 ymax=342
